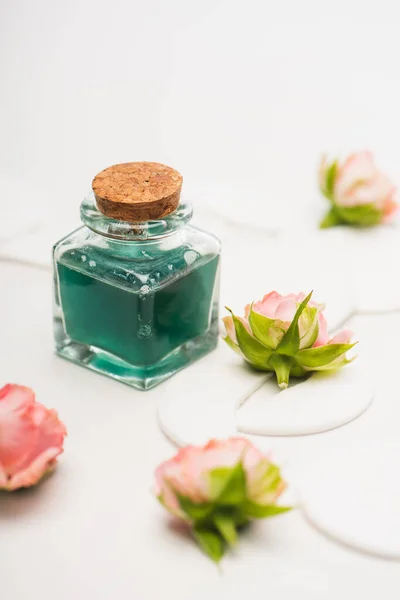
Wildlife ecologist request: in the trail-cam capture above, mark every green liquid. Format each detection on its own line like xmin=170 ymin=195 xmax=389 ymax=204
xmin=57 ymin=254 xmax=219 ymax=367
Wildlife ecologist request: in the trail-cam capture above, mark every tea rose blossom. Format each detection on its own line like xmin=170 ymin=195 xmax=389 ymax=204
xmin=155 ymin=437 xmax=289 ymax=562
xmin=0 ymin=384 xmax=66 ymax=491
xmin=223 ymin=291 xmax=355 ymax=388
xmin=319 ymin=151 xmax=397 ymax=227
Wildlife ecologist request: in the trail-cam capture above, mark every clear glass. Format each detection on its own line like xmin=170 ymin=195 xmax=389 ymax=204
xmin=53 ymin=193 xmax=221 ymax=390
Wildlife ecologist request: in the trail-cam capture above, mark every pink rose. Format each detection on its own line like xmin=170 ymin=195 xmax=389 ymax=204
xmin=223 ymin=291 xmax=355 ymax=388
xmin=155 ymin=438 xmax=290 ymax=562
xmin=247 ymin=291 xmax=327 ymax=348
xmin=0 ymin=384 xmax=67 ymax=491
xmin=319 ymin=151 xmax=398 ymax=227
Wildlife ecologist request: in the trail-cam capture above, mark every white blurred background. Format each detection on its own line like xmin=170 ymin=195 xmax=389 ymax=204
xmin=1 ymin=0 xmax=400 ymax=233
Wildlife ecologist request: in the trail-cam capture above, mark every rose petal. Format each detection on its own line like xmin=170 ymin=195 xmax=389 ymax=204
xmin=313 ymin=312 xmax=329 ymax=347
xmin=0 ymin=384 xmax=35 ymax=414
xmin=383 ymin=193 xmax=398 ymax=222
xmin=0 ymin=385 xmax=66 ymax=487
xmin=274 ymin=298 xmax=297 ymax=322
xmin=222 ymin=316 xmax=238 ymax=344
xmin=14 ymin=405 xmax=66 ymax=473
xmin=335 ymin=151 xmax=376 ymax=202
xmin=253 ymin=291 xmax=283 ymax=318
xmin=329 ymin=329 xmax=353 ymax=345
xmin=0 ymin=385 xmax=40 ymax=476
xmin=6 ymin=447 xmax=61 ymax=491
xmin=348 ymin=174 xmax=395 ymax=208
xmin=0 ymin=461 xmax=8 ymax=489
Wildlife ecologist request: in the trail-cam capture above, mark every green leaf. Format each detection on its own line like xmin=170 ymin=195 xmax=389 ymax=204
xmin=178 ymin=496 xmax=213 ymax=521
xmin=227 ymin=308 xmax=272 ymax=369
xmin=269 ymin=354 xmax=292 ymax=389
xmin=193 ymin=525 xmax=225 ymax=563
xmin=324 ymin=160 xmax=338 ymax=199
xmin=276 ymin=292 xmax=313 ymax=356
xmin=213 ymin=512 xmax=238 ymax=545
xmin=209 ymin=462 xmax=246 ymax=505
xmin=248 ymin=305 xmax=285 ymax=349
xmin=320 ymin=207 xmax=343 ymax=228
xmin=296 ymin=343 xmax=356 ymax=368
xmin=242 ymin=501 xmax=292 ymax=519
xmin=336 ymin=203 xmax=382 ymax=227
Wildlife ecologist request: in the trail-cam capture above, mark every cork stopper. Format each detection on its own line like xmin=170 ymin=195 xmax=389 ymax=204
xmin=92 ymin=162 xmax=183 ymax=222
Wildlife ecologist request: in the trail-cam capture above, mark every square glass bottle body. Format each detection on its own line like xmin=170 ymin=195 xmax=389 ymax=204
xmin=53 ymin=197 xmax=221 ymax=389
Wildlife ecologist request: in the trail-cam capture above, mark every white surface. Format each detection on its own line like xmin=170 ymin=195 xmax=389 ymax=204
xmin=278 ymin=224 xmax=400 ymax=313
xmin=159 ymin=360 xmax=374 ymax=441
xmin=295 ymin=445 xmax=400 ymax=560
xmin=1 ymin=262 xmax=400 ymax=600
xmin=2 ymin=1 xmax=400 ymax=229
xmin=3 ymin=1 xmax=400 ymax=597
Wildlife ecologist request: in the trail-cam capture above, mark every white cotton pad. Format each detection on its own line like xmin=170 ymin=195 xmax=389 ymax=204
xmin=158 ymin=357 xmax=373 ymax=444
xmin=157 ymin=343 xmax=269 ymax=447
xmin=292 ymin=444 xmax=400 ymax=560
xmin=236 ymin=362 xmax=373 ymax=436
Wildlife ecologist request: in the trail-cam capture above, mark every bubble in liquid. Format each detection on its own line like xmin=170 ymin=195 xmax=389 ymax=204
xmin=167 ymin=264 xmax=173 ymax=270
xmin=81 ymin=255 xmax=87 ymax=262
xmin=138 ymin=324 xmax=152 ymax=339
xmin=184 ymin=250 xmax=197 ymax=265
xmin=140 ymin=284 xmax=150 ymax=295
xmin=89 ymin=260 xmax=96 ymax=268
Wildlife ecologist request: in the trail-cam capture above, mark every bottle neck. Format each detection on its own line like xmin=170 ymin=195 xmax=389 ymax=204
xmin=80 ymin=192 xmax=193 ymax=242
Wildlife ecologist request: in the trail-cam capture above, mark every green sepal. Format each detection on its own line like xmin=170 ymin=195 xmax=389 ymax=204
xmin=226 ymin=308 xmax=272 ymax=369
xmin=249 ymin=463 xmax=286 ymax=505
xmin=290 ymin=363 xmax=308 ymax=378
xmin=276 ymin=291 xmax=313 ymax=356
xmin=248 ymin=305 xmax=285 ymax=349
xmin=320 ymin=206 xmax=343 ymax=228
xmin=296 ymin=343 xmax=356 ymax=368
xmin=193 ymin=525 xmax=225 ymax=563
xmin=336 ymin=203 xmax=382 ymax=227
xmin=309 ymin=355 xmax=356 ymax=372
xmin=261 ymin=464 xmax=285 ymax=495
xmin=213 ymin=512 xmax=238 ymax=545
xmin=223 ymin=335 xmax=242 ymax=355
xmin=209 ymin=462 xmax=246 ymax=505
xmin=241 ymin=501 xmax=292 ymax=519
xmin=324 ymin=160 xmax=338 ymax=200
xmin=299 ymin=305 xmax=319 ymax=349
xmin=178 ymin=496 xmax=213 ymax=521
xmin=269 ymin=354 xmax=293 ymax=389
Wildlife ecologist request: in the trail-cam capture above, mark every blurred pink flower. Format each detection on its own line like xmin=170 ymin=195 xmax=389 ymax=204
xmin=155 ymin=438 xmax=290 ymax=561
xmin=0 ymin=384 xmax=66 ymax=491
xmin=319 ymin=151 xmax=398 ymax=227
xmin=155 ymin=437 xmax=286 ymax=518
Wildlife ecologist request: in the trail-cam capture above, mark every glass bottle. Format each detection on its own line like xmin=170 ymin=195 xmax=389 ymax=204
xmin=53 ymin=162 xmax=221 ymax=390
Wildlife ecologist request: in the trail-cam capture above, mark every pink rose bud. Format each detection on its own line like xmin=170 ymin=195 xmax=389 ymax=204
xmin=155 ymin=438 xmax=290 ymax=562
xmin=223 ymin=291 xmax=356 ymax=389
xmin=319 ymin=151 xmax=398 ymax=227
xmin=0 ymin=384 xmax=67 ymax=491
